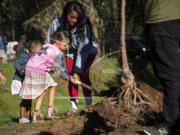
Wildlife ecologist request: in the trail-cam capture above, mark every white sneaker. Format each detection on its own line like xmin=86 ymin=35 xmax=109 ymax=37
xmin=71 ymin=100 xmax=78 ymax=111
xmin=19 ymin=117 xmax=30 ymax=124
xmin=143 ymin=123 xmax=169 ymax=135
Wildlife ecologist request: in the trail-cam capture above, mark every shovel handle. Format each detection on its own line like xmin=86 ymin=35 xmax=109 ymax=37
xmin=75 ymin=80 xmax=93 ymax=90
xmin=75 ymin=80 xmax=99 ymax=96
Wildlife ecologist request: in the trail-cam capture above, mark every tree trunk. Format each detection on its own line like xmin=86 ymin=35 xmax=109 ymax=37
xmin=119 ymin=0 xmax=153 ymax=107
xmin=12 ymin=21 xmax=15 ymax=40
xmin=120 ymin=0 xmax=134 ymax=86
xmin=112 ymin=0 xmax=119 ymax=40
xmin=81 ymin=0 xmax=102 ymax=57
xmin=82 ymin=0 xmax=98 ymax=38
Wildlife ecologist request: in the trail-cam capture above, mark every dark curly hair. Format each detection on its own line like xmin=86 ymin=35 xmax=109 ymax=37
xmin=50 ymin=31 xmax=70 ymax=44
xmin=58 ymin=1 xmax=93 ymax=43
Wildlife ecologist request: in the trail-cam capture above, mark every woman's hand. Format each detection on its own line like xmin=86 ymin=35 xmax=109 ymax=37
xmin=0 ymin=72 xmax=6 ymax=85
xmin=72 ymin=73 xmax=80 ymax=85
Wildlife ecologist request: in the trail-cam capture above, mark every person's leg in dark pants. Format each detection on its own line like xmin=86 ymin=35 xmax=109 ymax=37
xmin=80 ymin=54 xmax=96 ymax=106
xmin=20 ymin=99 xmax=32 ymax=119
xmin=19 ymin=99 xmax=32 ymax=123
xmin=143 ymin=20 xmax=180 ymax=135
xmin=151 ymin=29 xmax=180 ymax=126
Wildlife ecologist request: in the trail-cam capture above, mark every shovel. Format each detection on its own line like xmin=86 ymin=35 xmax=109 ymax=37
xmin=73 ymin=80 xmax=99 ymax=96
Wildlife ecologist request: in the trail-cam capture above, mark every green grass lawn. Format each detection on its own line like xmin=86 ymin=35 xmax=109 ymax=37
xmin=0 ymin=58 xmax=119 ymax=133
xmin=0 ymin=56 xmax=161 ymax=134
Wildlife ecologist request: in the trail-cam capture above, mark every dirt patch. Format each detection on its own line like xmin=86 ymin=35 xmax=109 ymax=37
xmin=13 ymin=83 xmax=163 ymax=135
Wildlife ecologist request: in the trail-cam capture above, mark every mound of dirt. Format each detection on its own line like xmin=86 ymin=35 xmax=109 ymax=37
xmin=13 ymin=82 xmax=163 ymax=135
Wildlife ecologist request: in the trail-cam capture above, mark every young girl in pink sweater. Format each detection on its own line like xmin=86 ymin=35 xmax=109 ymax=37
xmin=19 ymin=31 xmax=70 ymax=122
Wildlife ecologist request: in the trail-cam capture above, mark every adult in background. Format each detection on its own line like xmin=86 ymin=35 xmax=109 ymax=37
xmin=0 ymin=29 xmax=8 ymax=63
xmin=47 ymin=1 xmax=98 ymax=115
xmin=143 ymin=0 xmax=180 ymax=135
xmin=16 ymin=35 xmax=28 ymax=58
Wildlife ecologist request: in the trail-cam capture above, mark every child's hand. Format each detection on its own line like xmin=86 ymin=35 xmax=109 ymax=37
xmin=70 ymin=76 xmax=75 ymax=84
xmin=70 ymin=74 xmax=80 ymax=85
xmin=0 ymin=72 xmax=6 ymax=85
xmin=73 ymin=73 xmax=80 ymax=82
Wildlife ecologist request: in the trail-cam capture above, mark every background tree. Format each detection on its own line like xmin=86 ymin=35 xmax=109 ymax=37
xmin=0 ymin=0 xmax=55 ymax=40
xmin=0 ymin=0 xmax=25 ymax=40
xmin=0 ymin=0 xmax=146 ymax=51
xmin=23 ymin=0 xmax=70 ymax=41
